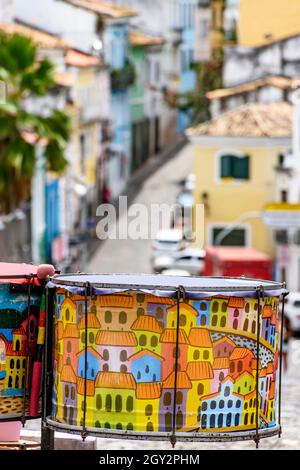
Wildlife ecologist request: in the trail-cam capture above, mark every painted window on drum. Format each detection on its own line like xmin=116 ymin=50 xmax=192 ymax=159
xmin=67 ymin=341 xmax=71 ymax=353
xmin=156 ymin=307 xmax=163 ymax=319
xmin=212 ymin=302 xmax=218 ymax=313
xmin=105 ymin=395 xmax=112 ymax=412
xmin=126 ymin=396 xmax=134 ymax=412
xmin=137 ymin=307 xmax=144 ymax=317
xmin=89 ymin=332 xmax=94 ymax=344
xmin=151 ymin=336 xmax=158 ymax=348
xmin=139 ymin=335 xmax=147 ymax=346
xmin=198 ymin=383 xmax=204 ymax=395
xmin=137 ymin=293 xmax=145 ymax=303
xmin=120 ymin=364 xmax=127 ymax=372
xmin=163 ymin=392 xmax=172 ymax=406
xmin=71 ymin=387 xmax=75 ymax=401
xmin=103 ymin=349 xmax=109 ymax=361
xmin=145 ymin=404 xmax=153 ymax=416
xmin=10 ymin=359 xmax=14 ymax=369
xmin=212 ymin=315 xmax=218 ymax=327
xmin=176 ymin=392 xmax=183 ymax=405
xmin=119 ymin=311 xmax=127 ymax=324
xmin=105 ymin=310 xmax=112 ymax=323
xmin=127 ymin=423 xmax=133 ymax=430
xmin=203 ymin=350 xmax=209 ymax=360
xmin=115 ymin=395 xmax=122 ymax=412
xmin=147 ymin=422 xmax=154 ymax=432
xmin=120 ymin=350 xmax=127 ymax=362
xmin=179 ymin=314 xmax=186 ymax=326
xmin=165 ymin=412 xmax=172 ymax=432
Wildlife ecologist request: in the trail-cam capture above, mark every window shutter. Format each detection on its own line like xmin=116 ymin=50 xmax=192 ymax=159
xmin=233 ymin=156 xmax=249 ymax=179
xmin=221 ymin=155 xmax=233 ymax=178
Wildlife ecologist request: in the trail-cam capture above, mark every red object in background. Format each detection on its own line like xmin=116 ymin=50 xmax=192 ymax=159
xmin=203 ymin=246 xmax=273 ymax=280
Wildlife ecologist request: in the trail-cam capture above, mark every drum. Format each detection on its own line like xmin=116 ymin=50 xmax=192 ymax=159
xmin=45 ymin=274 xmax=287 ymax=446
xmin=0 ymin=262 xmax=54 ymax=434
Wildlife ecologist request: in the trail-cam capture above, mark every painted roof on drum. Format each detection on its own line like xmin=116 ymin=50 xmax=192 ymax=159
xmin=228 ymin=297 xmax=245 ymax=308
xmin=262 ymin=305 xmax=273 ymax=318
xmin=267 ymin=363 xmax=274 ymax=374
xmin=0 ymin=262 xmax=40 ymax=285
xmin=95 ymin=330 xmax=137 ymax=346
xmin=230 ymin=347 xmax=254 ymax=360
xmin=163 ymin=371 xmax=192 ymax=389
xmin=186 ymin=361 xmax=214 ymax=380
xmin=136 ymin=382 xmax=162 ymax=399
xmin=77 ymin=377 xmax=95 ymax=396
xmin=160 ymin=328 xmax=189 ymax=344
xmin=76 ymin=347 xmax=102 ymax=359
xmin=98 ymin=294 xmax=134 ymax=308
xmin=78 ymin=313 xmax=101 ymax=329
xmin=212 ymin=337 xmax=237 ymax=349
xmin=12 ymin=326 xmax=26 ymax=335
xmin=213 ymin=357 xmax=230 ymax=370
xmin=61 ymin=364 xmax=77 ymax=383
xmin=269 ymin=381 xmax=275 ymax=400
xmin=251 ymin=358 xmax=262 ymax=370
xmin=188 ymin=328 xmax=212 ymax=348
xmin=128 ymin=349 xmax=164 ymax=362
xmin=95 ymin=372 xmax=136 ymax=390
xmin=145 ymin=295 xmax=174 ymax=305
xmin=64 ymin=324 xmax=80 ymax=338
xmin=131 ymin=315 xmax=163 ymax=334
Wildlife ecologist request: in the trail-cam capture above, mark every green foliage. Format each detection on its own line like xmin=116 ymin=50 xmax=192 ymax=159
xmin=0 ymin=32 xmax=71 ymax=213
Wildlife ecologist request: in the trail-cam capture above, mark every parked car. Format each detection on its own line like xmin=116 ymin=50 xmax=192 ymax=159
xmin=284 ymin=292 xmax=300 ymax=337
xmin=151 ymin=229 xmax=187 ymax=260
xmin=152 ymin=247 xmax=206 ymax=274
xmin=161 ymin=269 xmax=190 ymax=276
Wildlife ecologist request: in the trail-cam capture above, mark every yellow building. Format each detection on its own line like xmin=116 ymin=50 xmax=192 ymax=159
xmin=187 ymin=328 xmax=213 ymax=363
xmin=77 ymin=377 xmax=96 ymax=428
xmin=239 ymin=0 xmax=300 ymax=47
xmin=78 ymin=312 xmax=101 ymax=350
xmin=211 ymin=0 xmax=226 ymax=55
xmin=135 ymin=382 xmax=162 ymax=432
xmin=93 ymin=371 xmax=136 ymax=431
xmin=233 ymin=371 xmax=255 ymax=395
xmin=185 ymin=361 xmax=214 ymax=428
xmin=209 ymin=297 xmax=228 ymax=329
xmin=186 ymin=102 xmax=292 ymax=256
xmin=96 ymin=293 xmax=136 ymax=332
xmin=131 ymin=315 xmax=163 ymax=354
xmin=166 ymin=303 xmax=198 ymax=336
xmin=242 ymin=389 xmax=261 ymax=429
xmin=60 ymin=297 xmax=77 ymax=325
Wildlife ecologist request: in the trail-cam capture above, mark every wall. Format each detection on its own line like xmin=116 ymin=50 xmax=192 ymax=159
xmin=239 ymin=0 xmax=300 ymax=47
xmin=193 ymin=142 xmax=288 ymax=255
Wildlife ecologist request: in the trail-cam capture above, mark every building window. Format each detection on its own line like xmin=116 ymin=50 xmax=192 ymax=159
xmin=244 ymin=413 xmax=248 ymax=425
xmin=119 ymin=311 xmax=127 ymax=324
xmin=198 ymin=383 xmax=204 ymax=396
xmin=212 ymin=227 xmax=246 ymax=247
xmin=120 ymin=350 xmax=127 ymax=362
xmin=104 ymin=422 xmax=110 ymax=429
xmin=127 ymin=423 xmax=133 ymax=430
xmin=201 ymin=402 xmax=207 ymax=412
xmin=220 ymin=316 xmax=226 ymax=328
xmin=235 ymin=414 xmax=240 ymax=426
xmin=137 ymin=371 xmax=141 ymax=380
xmin=156 ymin=307 xmax=163 ymax=319
xmin=103 ymin=349 xmax=109 ymax=361
xmin=193 ymin=350 xmax=200 ymax=360
xmin=251 ymin=321 xmax=256 ymax=334
xmin=164 ymin=392 xmax=172 ymax=406
xmin=126 ymin=396 xmax=134 ymax=412
xmin=210 ymin=400 xmax=217 ymax=410
xmin=139 ymin=335 xmax=147 ymax=346
xmin=200 ymin=302 xmax=207 ymax=311
xmin=228 ymin=400 xmax=233 ymax=408
xmin=224 ymin=386 xmax=230 ymax=397
xmin=176 ymin=391 xmax=183 ymax=405
xmin=222 ymin=302 xmax=227 ymax=313
xmin=219 ymin=400 xmax=225 ymax=409
xmin=120 ymin=364 xmax=127 ymax=372
xmin=151 ymin=336 xmax=158 ymax=348
xmin=230 ymin=362 xmax=235 ymax=373
xmin=243 ymin=319 xmax=249 ymax=331
xmin=67 ymin=341 xmax=72 ymax=353
xmin=115 ymin=395 xmax=122 ymax=412
xmin=212 ymin=315 xmax=218 ymax=327
xmin=16 ymin=359 xmax=20 ymax=370
xmin=147 ymin=422 xmax=154 ymax=432
xmin=145 ymin=365 xmax=149 ymax=374
xmin=105 ymin=310 xmax=112 ymax=323
xmin=165 ymin=412 xmax=172 ymax=432
xmin=245 ymin=303 xmax=250 ymax=313
xmin=179 ymin=314 xmax=186 ymax=326
xmin=96 ymin=394 xmax=102 ymax=410
xmin=95 ymin=421 xmax=101 ymax=428
xmin=203 ymin=350 xmax=209 ymax=360
xmin=237 ymin=361 xmax=243 ymax=372
xmin=10 ymin=359 xmax=14 ymax=369
xmin=89 ymin=332 xmax=94 ymax=344
xmin=105 ymin=395 xmax=112 ymax=412
xmin=212 ymin=302 xmax=218 ymax=313
xmin=145 ymin=404 xmax=153 ymax=416
xmin=103 ymin=363 xmax=109 ymax=372
xmin=71 ymin=387 xmax=75 ymax=401
xmin=137 ymin=307 xmax=144 ymax=317
xmin=137 ymin=293 xmax=145 ymax=303
xmin=201 ymin=414 xmax=207 ymax=429
xmin=218 ymin=413 xmax=223 ymax=428
xmin=16 ymin=340 xmax=20 ymax=351
xmin=65 ymin=308 xmax=70 ymax=322
xmin=220 ymin=154 xmax=250 ymax=180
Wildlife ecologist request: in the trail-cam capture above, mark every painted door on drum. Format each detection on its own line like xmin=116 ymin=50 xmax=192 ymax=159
xmin=52 ymin=290 xmax=280 ymax=434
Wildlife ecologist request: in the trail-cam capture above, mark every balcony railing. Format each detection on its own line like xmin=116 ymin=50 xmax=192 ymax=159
xmin=110 ymin=62 xmax=135 ymax=91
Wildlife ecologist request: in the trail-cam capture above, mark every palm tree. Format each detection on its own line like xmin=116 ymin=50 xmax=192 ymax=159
xmin=0 ymin=32 xmax=71 ymax=214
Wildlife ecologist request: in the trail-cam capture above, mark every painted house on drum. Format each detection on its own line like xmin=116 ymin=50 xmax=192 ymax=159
xmin=52 ymin=291 xmax=279 ymax=433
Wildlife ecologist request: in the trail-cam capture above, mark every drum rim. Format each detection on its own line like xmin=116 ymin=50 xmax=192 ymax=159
xmin=45 ymin=417 xmax=280 ymax=442
xmin=49 ymin=273 xmax=286 ymax=293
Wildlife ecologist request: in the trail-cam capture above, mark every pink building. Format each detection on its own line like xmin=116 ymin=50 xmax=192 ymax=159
xmin=213 ymin=336 xmax=236 ymax=358
xmin=211 ymin=357 xmax=230 ymax=393
xmin=227 ymin=297 xmax=245 ymax=330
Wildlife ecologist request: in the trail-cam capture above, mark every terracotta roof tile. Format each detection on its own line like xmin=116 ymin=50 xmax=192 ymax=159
xmin=131 ymin=315 xmax=163 ymax=333
xmin=186 ymin=361 xmax=214 ymax=380
xmin=95 ymin=371 xmax=136 ymax=389
xmin=98 ymin=294 xmax=134 ymax=308
xmin=160 ymin=328 xmax=189 ymax=344
xmin=65 ymin=48 xmax=102 ymax=67
xmin=234 ymin=370 xmax=254 ymax=382
xmin=78 ymin=313 xmax=101 ymax=329
xmin=188 ymin=328 xmax=212 ymax=348
xmin=95 ymin=330 xmax=137 ymax=346
xmin=136 ymin=382 xmax=162 ymax=399
xmin=167 ymin=302 xmax=198 ymax=316
xmin=228 ymin=297 xmax=245 ymax=308
xmin=260 ymin=368 xmax=267 ymax=378
xmin=62 ymin=0 xmax=137 ymax=19
xmin=0 ymin=21 xmax=69 ymax=49
xmin=163 ymin=371 xmax=192 ymax=389
xmin=129 ymin=30 xmax=165 ymax=47
xmin=128 ymin=349 xmax=164 ymax=362
xmin=61 ymin=364 xmax=77 ymax=383
xmin=230 ymin=348 xmax=254 ymax=360
xmin=213 ymin=357 xmax=230 ymax=369
xmin=77 ymin=377 xmax=95 ymax=396
xmin=186 ymin=102 xmax=292 ymax=138
xmin=266 ymin=363 xmax=274 ymax=374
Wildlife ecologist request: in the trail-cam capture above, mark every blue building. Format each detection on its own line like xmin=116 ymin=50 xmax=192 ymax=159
xmin=77 ymin=347 xmax=102 ymax=380
xmin=199 ymin=377 xmax=244 ymax=429
xmin=129 ymin=349 xmax=163 ymax=383
xmin=193 ymin=300 xmax=211 ymax=326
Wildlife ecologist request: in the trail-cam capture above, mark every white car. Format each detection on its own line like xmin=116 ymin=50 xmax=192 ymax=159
xmin=183 ymin=173 xmax=196 ymax=192
xmin=151 ymin=229 xmax=186 ymax=260
xmin=284 ymin=293 xmax=300 ymax=336
xmin=152 ymin=247 xmax=206 ymax=275
xmin=161 ymin=269 xmax=190 ymax=276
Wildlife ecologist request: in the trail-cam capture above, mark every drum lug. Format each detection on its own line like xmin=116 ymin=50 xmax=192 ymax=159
xmin=81 ymin=431 xmax=88 ymax=442
xmin=170 ymin=434 xmax=176 ymax=448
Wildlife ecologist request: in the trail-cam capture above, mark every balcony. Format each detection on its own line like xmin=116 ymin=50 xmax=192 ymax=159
xmin=110 ymin=62 xmax=135 ymax=91
xmin=170 ymin=27 xmax=183 ymax=47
